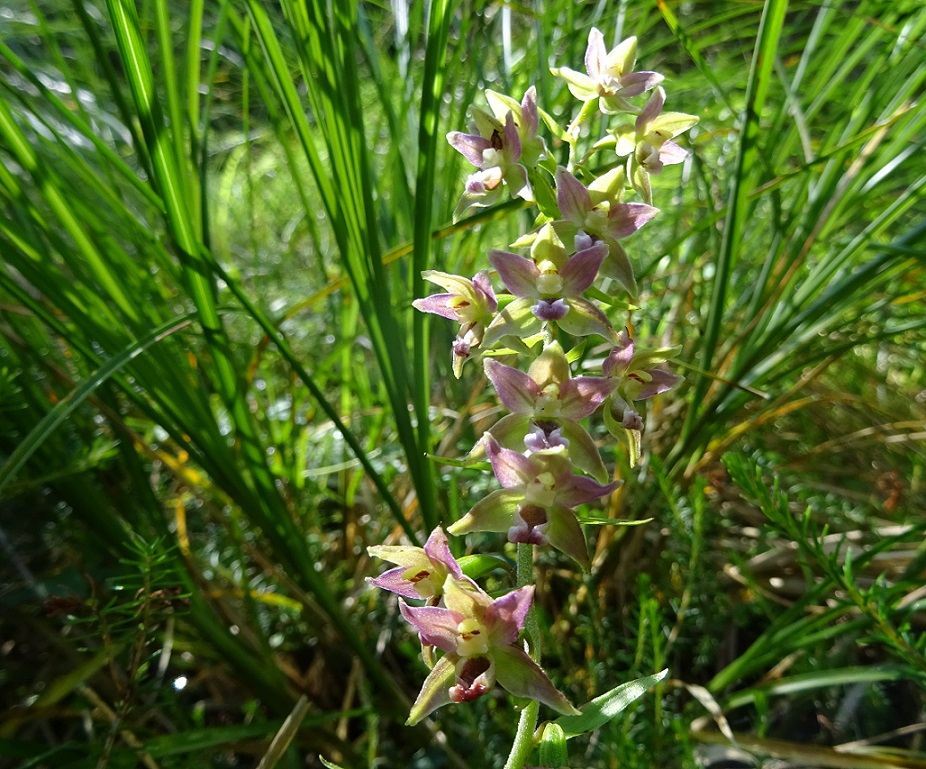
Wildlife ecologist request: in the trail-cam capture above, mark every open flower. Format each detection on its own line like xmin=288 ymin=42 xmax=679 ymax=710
xmin=478 ymin=341 xmax=614 ymax=482
xmin=367 ymin=527 xmax=463 ymax=602
xmin=401 ymin=577 xmax=579 ymax=724
xmin=551 ymin=28 xmax=663 ymax=114
xmin=553 ymin=167 xmax=658 ymax=295
xmin=482 ymin=224 xmax=616 ymax=347
xmin=413 ymin=270 xmax=497 ymax=377
xmin=602 ymin=327 xmax=683 ymax=435
xmin=449 ymin=436 xmax=619 ymax=568
xmin=611 ymin=87 xmax=699 ymax=204
xmin=448 ymin=88 xmax=545 ymax=220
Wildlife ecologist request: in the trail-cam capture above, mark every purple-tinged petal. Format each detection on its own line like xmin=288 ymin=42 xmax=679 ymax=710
xmin=489 ymin=249 xmax=540 ymax=298
xmin=658 ymin=141 xmax=688 ymax=167
xmin=622 ymin=408 xmax=643 ymax=431
xmin=423 ymin=527 xmax=463 ymax=581
xmin=558 ymin=421 xmax=608 ymax=483
xmin=412 ymin=293 xmax=461 ymax=320
xmin=466 ymin=166 xmax=504 ymax=194
xmin=524 ymin=423 xmax=570 ymax=453
xmin=503 ymin=112 xmax=522 ymax=162
xmin=555 ymin=167 xmax=592 ymax=224
xmin=575 ymin=230 xmax=595 ymax=251
xmin=472 ymin=270 xmax=498 ymax=311
xmin=619 ymin=70 xmax=664 ymax=97
xmin=557 ymin=476 xmax=620 ymax=509
xmin=400 ymin=603 xmax=463 ymax=653
xmin=559 ymin=243 xmax=607 ymax=296
xmin=485 ymin=359 xmax=541 ymax=414
xmin=521 ymin=86 xmax=539 ymax=136
xmin=637 ymin=87 xmax=666 ymax=130
xmin=544 ymin=506 xmax=591 ymax=570
xmin=559 ymin=376 xmax=616 ymax=419
xmin=532 ymin=299 xmax=569 ymax=321
xmin=584 ymin=27 xmax=607 ymax=78
xmin=406 ymin=654 xmax=457 ymax=725
xmin=603 ymin=329 xmax=634 ymax=377
xmin=605 ymin=202 xmax=659 ymax=240
xmin=448 ymin=131 xmax=492 ymax=168
xmin=634 ymin=368 xmax=684 ymax=400
xmin=485 ymin=434 xmax=537 ymax=488
xmin=449 ymin=488 xmax=524 ymax=537
xmin=367 ymin=567 xmax=423 ymax=601
xmin=492 ymin=644 xmax=580 ymax=715
xmin=556 ymin=298 xmax=617 ymax=341
xmin=485 ymin=585 xmax=534 ymax=644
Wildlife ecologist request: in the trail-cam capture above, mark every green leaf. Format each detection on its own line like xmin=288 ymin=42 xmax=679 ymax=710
xmin=579 ymin=516 xmax=654 ymax=527
xmin=554 ymin=669 xmax=668 ymax=739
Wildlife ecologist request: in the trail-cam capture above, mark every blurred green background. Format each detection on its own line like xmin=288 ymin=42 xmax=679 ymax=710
xmin=1 ymin=1 xmax=924 ymax=767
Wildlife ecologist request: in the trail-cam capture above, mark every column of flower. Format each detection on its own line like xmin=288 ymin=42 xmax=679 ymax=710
xmin=368 ymin=26 xmax=698 ymax=764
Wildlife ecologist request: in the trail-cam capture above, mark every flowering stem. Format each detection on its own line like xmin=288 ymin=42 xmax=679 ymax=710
xmin=504 ymin=543 xmax=540 ymax=769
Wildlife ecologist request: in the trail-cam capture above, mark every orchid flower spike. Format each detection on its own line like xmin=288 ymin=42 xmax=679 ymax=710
xmin=401 ymin=577 xmax=580 ymax=724
xmin=551 ymin=28 xmax=663 ymax=114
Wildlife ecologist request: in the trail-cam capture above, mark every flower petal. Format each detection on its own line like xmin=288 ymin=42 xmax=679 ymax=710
xmin=412 ymin=293 xmax=460 ymax=320
xmin=603 ymin=329 xmax=634 ymax=377
xmin=619 ymin=70 xmax=663 ymax=98
xmin=367 ymin=567 xmax=423 ymax=601
xmin=485 ymin=359 xmax=540 ymax=414
xmin=400 ymin=603 xmax=463 ymax=653
xmin=485 ymin=433 xmax=537 ymax=487
xmin=554 ymin=167 xmax=592 ymax=225
xmin=406 ymin=654 xmax=457 ymax=725
xmin=560 ymin=243 xmax=607 ymax=296
xmin=447 ymin=131 xmax=492 ymax=168
xmin=634 ymin=368 xmax=684 ymax=400
xmin=489 ymin=249 xmax=540 ymax=298
xmin=559 ymin=376 xmax=616 ymax=419
xmin=584 ymin=27 xmax=608 ymax=77
xmin=485 ymin=585 xmax=534 ymax=644
xmin=605 ymin=202 xmax=659 ymax=240
xmin=557 ymin=476 xmax=620 ymax=509
xmin=492 ymin=644 xmax=580 ymax=715
xmin=423 ymin=526 xmax=463 ymax=581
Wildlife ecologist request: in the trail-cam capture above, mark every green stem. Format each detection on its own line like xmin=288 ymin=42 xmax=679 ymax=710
xmin=503 ymin=700 xmax=540 ymax=769
xmin=504 ymin=543 xmax=540 ymax=769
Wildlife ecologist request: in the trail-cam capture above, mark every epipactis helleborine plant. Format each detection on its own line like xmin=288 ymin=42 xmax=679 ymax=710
xmin=368 ymin=24 xmax=697 ymax=768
